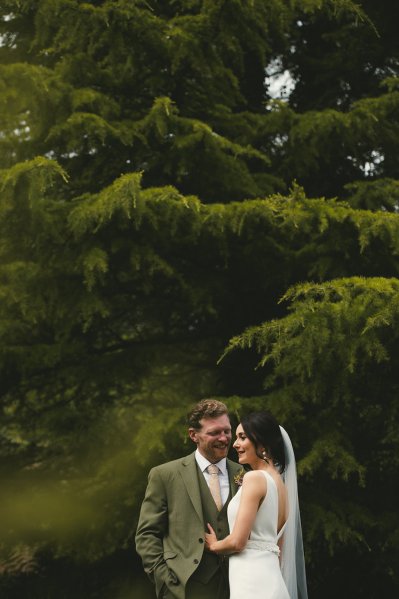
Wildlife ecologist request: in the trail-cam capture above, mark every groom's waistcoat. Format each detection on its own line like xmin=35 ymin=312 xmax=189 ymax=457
xmin=191 ymin=464 xmax=231 ymax=584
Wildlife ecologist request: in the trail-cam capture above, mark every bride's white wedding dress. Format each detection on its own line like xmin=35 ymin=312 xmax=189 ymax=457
xmin=228 ymin=470 xmax=290 ymax=599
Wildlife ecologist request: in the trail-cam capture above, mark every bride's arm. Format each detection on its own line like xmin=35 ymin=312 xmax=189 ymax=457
xmin=205 ymin=471 xmax=266 ymax=555
xmin=277 ymin=534 xmax=284 ymax=564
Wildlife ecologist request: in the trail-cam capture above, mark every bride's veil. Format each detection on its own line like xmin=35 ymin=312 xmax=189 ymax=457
xmin=279 ymin=426 xmax=308 ymax=599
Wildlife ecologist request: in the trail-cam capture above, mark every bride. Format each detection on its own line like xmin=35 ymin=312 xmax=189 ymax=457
xmin=204 ymin=411 xmax=308 ymax=599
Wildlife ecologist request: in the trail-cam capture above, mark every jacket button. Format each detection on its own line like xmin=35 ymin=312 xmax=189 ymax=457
xmin=194 ymin=559 xmax=199 ymax=564
xmin=199 ymin=538 xmax=204 ymax=543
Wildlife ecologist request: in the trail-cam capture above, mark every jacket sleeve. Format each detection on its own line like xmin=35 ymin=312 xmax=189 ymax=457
xmin=135 ymin=466 xmax=174 ymax=595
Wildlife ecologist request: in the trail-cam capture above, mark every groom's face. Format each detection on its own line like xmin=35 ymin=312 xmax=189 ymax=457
xmin=189 ymin=414 xmax=232 ymax=463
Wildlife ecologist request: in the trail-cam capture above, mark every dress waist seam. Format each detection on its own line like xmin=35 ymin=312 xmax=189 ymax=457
xmin=245 ymin=540 xmax=280 ymax=555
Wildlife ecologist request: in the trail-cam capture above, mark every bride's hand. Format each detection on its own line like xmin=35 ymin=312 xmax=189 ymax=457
xmin=204 ymin=523 xmax=218 ymax=552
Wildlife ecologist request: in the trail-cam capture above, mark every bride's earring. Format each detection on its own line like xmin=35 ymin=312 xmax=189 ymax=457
xmin=261 ymin=450 xmax=269 ymax=462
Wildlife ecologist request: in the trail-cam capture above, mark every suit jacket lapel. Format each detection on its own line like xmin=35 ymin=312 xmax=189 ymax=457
xmin=180 ymin=452 xmax=203 ymax=523
xmin=180 ymin=453 xmax=242 ymax=519
xmin=227 ymin=459 xmax=242 ymax=497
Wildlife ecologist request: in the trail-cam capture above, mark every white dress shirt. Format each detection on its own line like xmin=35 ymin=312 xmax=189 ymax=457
xmin=195 ymin=449 xmax=230 ymax=506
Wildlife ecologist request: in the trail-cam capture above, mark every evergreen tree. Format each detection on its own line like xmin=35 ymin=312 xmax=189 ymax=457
xmin=1 ymin=1 xmax=398 ymax=597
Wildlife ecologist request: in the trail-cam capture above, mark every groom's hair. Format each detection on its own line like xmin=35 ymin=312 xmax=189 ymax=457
xmin=187 ymin=399 xmax=229 ymax=430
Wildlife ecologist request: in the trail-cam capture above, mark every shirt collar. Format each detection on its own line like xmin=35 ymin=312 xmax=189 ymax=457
xmin=195 ymin=449 xmax=227 ymax=475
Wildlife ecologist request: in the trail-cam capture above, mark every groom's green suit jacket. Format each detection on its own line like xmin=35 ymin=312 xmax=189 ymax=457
xmin=135 ymin=451 xmax=242 ymax=599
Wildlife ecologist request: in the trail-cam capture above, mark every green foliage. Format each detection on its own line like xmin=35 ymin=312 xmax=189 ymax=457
xmin=345 ymin=177 xmax=399 ymax=211
xmin=1 ymin=0 xmax=399 ymax=597
xmin=222 ymin=277 xmax=399 ymax=592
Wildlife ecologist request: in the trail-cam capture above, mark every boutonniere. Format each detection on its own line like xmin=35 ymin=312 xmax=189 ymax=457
xmin=234 ymin=468 xmax=246 ymax=486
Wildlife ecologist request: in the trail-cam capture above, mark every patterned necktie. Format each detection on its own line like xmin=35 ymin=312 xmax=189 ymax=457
xmin=206 ymin=464 xmax=222 ymax=511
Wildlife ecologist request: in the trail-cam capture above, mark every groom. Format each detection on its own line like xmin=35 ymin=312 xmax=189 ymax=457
xmin=135 ymin=399 xmax=242 ymax=599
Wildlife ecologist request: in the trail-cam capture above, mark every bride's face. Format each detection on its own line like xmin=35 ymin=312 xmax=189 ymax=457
xmin=233 ymin=424 xmax=258 ymax=467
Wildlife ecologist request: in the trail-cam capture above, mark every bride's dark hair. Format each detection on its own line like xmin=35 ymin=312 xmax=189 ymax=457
xmin=241 ymin=411 xmax=286 ymax=473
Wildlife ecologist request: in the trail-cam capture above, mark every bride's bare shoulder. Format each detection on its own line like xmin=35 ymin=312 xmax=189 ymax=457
xmin=268 ymin=469 xmax=286 ymax=492
xmin=242 ymin=469 xmax=268 ymax=487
